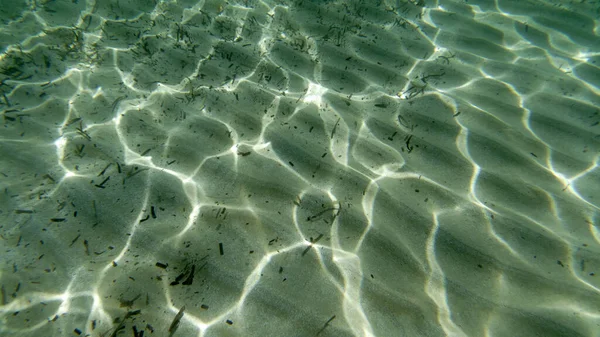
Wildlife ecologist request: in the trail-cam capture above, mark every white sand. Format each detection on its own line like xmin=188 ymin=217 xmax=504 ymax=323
xmin=1 ymin=0 xmax=599 ymax=336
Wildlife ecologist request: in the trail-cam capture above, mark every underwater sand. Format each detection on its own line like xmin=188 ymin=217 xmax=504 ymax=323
xmin=1 ymin=0 xmax=600 ymax=336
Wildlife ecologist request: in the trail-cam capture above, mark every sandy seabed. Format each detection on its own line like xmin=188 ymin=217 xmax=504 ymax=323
xmin=1 ymin=0 xmax=600 ymax=336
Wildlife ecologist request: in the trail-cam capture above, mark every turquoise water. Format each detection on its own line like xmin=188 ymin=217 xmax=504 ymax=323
xmin=1 ymin=0 xmax=599 ymax=336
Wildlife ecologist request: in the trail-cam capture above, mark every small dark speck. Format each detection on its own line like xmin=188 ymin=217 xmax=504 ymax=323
xmin=477 ymin=264 xmax=483 ymax=268
xmin=226 ymin=320 xmax=233 ymax=325
xmin=557 ymin=260 xmax=564 ymax=267
xmin=370 ymin=274 xmax=374 ymax=279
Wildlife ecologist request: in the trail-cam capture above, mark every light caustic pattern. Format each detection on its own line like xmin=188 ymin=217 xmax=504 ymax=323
xmin=1 ymin=0 xmax=600 ymax=336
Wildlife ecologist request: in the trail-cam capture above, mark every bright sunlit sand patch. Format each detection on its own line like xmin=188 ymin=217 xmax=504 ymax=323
xmin=1 ymin=0 xmax=600 ymax=337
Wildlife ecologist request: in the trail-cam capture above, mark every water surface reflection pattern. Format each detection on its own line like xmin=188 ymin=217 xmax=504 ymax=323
xmin=1 ymin=0 xmax=599 ymax=336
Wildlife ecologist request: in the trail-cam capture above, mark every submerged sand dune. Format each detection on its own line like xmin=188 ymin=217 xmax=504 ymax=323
xmin=1 ymin=0 xmax=599 ymax=336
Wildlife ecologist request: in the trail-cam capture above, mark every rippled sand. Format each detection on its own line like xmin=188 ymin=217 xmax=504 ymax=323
xmin=1 ymin=0 xmax=599 ymax=336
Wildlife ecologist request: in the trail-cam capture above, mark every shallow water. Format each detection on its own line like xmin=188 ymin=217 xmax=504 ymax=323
xmin=1 ymin=0 xmax=599 ymax=336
